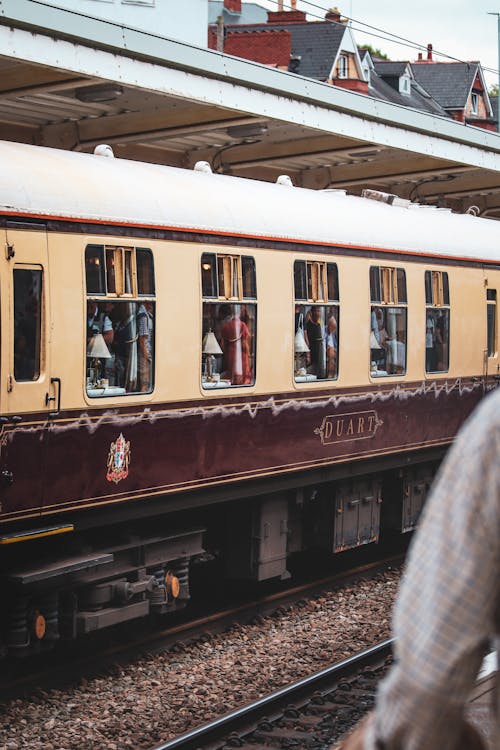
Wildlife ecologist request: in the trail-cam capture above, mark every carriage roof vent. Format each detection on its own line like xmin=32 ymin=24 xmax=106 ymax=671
xmin=94 ymin=144 xmax=114 ymax=158
xmin=465 ymin=205 xmax=480 ymax=216
xmin=194 ymin=161 xmax=212 ymax=173
xmin=276 ymin=174 xmax=294 ymax=187
xmin=362 ymin=188 xmax=410 ymax=208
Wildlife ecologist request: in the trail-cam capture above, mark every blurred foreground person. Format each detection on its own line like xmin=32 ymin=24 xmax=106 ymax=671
xmin=340 ymin=387 xmax=500 ymax=750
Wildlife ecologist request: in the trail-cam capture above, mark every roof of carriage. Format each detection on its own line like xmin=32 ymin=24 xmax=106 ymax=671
xmin=0 ymin=140 xmax=499 ymax=264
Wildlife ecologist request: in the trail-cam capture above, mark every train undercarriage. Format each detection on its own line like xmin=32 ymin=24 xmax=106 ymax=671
xmin=0 ymin=450 xmax=441 ymax=659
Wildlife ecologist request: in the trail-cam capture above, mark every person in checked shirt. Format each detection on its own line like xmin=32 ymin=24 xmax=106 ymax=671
xmin=340 ymin=387 xmax=500 ymax=750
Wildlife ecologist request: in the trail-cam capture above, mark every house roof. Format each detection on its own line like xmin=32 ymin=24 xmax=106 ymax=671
xmin=208 ymin=1 xmax=268 ymax=25
xmin=411 ymin=62 xmax=480 ymax=110
xmin=368 ymin=74 xmax=449 ymax=117
xmin=373 ymin=60 xmax=411 ymax=77
xmin=227 ymin=21 xmax=347 ymax=80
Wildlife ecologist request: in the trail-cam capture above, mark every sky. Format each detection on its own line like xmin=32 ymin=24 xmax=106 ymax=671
xmin=256 ymin=0 xmax=500 ymax=89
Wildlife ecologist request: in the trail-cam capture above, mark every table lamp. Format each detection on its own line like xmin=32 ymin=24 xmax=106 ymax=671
xmin=87 ymin=333 xmax=112 ymax=387
xmin=294 ymin=313 xmax=309 ymax=374
xmin=202 ymin=330 xmax=222 ymax=381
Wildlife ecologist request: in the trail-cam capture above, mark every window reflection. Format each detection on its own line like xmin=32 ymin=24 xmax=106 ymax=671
xmin=425 ymin=309 xmax=449 ymax=372
xmin=293 ymin=260 xmax=339 ymax=382
xmin=202 ymin=302 xmax=256 ymax=387
xmin=370 ymin=266 xmax=407 ymax=377
xmin=370 ymin=306 xmax=407 ymax=376
xmin=294 ymin=304 xmax=338 ymax=381
xmin=201 ymin=252 xmax=257 ymax=389
xmin=14 ymin=268 xmax=42 ymax=382
xmin=87 ymin=300 xmax=154 ymax=395
xmin=424 ymin=270 xmax=450 ymax=373
xmin=85 ymin=244 xmax=155 ymax=397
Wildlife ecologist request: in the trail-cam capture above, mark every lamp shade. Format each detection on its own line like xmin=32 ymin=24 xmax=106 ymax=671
xmin=294 ymin=328 xmax=310 ymax=353
xmin=202 ymin=330 xmax=223 ymax=355
xmin=87 ymin=333 xmax=112 ymax=359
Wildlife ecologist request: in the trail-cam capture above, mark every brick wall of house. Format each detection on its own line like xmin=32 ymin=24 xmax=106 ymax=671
xmin=466 ymin=92 xmax=488 ymax=119
xmin=333 ymin=78 xmax=369 ymax=93
xmin=267 ymin=10 xmax=306 ymax=23
xmin=331 ymin=52 xmax=362 ymax=82
xmin=209 ymin=28 xmax=291 ymax=68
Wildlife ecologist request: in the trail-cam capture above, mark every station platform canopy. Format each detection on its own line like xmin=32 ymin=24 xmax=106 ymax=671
xmin=1 ymin=0 xmax=500 ymax=217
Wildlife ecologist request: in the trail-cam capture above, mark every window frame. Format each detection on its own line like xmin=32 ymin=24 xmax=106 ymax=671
xmin=201 ymin=251 xmax=257 ymax=390
xmin=470 ymin=91 xmax=479 ymax=115
xmin=13 ymin=265 xmax=43 ymax=383
xmin=85 ymin=244 xmax=155 ymax=398
xmin=293 ymin=259 xmax=340 ymax=384
xmin=487 ymin=288 xmax=497 ymax=358
xmin=369 ymin=265 xmax=408 ymax=378
xmin=424 ymin=270 xmax=450 ymax=374
xmin=338 ymin=54 xmax=348 ymax=79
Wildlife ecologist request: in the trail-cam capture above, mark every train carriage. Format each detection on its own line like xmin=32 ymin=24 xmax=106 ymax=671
xmin=0 ymin=140 xmax=498 ymax=656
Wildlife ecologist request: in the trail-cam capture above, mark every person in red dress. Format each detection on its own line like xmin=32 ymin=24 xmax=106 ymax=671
xmin=221 ymin=305 xmax=252 ymax=385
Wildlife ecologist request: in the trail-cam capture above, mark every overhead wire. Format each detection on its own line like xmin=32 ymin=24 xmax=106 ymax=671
xmin=259 ymin=0 xmax=500 ymax=79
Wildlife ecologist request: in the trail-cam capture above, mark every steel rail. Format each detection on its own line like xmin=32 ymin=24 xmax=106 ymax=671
xmin=148 ymin=638 xmax=394 ymax=750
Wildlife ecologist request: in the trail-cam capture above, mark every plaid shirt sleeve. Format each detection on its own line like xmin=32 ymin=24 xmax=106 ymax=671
xmin=365 ymin=388 xmax=500 ymax=750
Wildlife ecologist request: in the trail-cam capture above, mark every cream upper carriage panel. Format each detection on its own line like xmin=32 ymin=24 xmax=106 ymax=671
xmin=1 ymin=140 xmax=500 ymax=263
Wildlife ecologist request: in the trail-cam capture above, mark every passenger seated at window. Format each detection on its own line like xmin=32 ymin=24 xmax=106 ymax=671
xmin=305 ymin=306 xmax=326 ymax=378
xmin=325 ymin=314 xmax=337 ymax=379
xmin=426 ymin=313 xmax=436 ymax=371
xmin=371 ymin=307 xmax=388 ymax=373
xmin=87 ymin=300 xmax=113 ymax=346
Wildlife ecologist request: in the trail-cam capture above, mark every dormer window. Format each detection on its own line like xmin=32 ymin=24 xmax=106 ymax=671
xmin=471 ymin=91 xmax=479 ymax=115
xmin=399 ymin=74 xmax=411 ymax=96
xmin=362 ymin=62 xmax=371 ymax=85
xmin=338 ymin=54 xmax=348 ymax=79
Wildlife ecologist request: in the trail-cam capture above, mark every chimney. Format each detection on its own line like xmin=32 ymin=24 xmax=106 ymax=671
xmin=216 ymin=15 xmax=224 ymax=52
xmin=417 ymin=52 xmax=422 ymax=61
xmin=268 ymin=9 xmax=307 ymax=22
xmin=224 ymin=0 xmax=241 ymax=11
xmin=427 ymin=43 xmax=433 ymax=61
xmin=325 ymin=6 xmax=342 ymax=22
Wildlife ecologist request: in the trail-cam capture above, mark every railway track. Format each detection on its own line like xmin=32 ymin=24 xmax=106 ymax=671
xmin=149 ymin=640 xmax=393 ymax=750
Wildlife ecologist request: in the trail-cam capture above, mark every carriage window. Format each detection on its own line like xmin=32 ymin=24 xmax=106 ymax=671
xmin=14 ymin=268 xmax=42 ymax=382
xmin=487 ymin=289 xmax=497 ymax=357
xmin=136 ymin=248 xmax=155 ymax=295
xmin=201 ymin=253 xmax=256 ymax=388
xmin=85 ymin=246 xmax=106 ymax=295
xmin=294 ymin=260 xmax=339 ymax=382
xmin=85 ymin=244 xmax=155 ymax=397
xmin=425 ymin=271 xmax=450 ymax=373
xmin=370 ymin=266 xmax=407 ymax=377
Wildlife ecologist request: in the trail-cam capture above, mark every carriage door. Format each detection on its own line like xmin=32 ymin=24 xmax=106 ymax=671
xmin=0 ymin=225 xmax=52 ymax=518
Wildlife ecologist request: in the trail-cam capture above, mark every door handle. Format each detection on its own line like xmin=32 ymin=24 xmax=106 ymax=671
xmin=46 ymin=377 xmax=61 ymax=417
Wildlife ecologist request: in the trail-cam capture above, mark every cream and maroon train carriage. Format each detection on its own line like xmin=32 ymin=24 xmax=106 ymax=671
xmin=0 ymin=140 xmax=498 ymax=656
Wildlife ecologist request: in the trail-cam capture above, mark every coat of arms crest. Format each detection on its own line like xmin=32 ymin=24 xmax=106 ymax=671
xmin=106 ymin=432 xmax=131 ymax=484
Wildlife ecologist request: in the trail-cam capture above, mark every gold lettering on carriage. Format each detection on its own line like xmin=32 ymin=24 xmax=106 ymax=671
xmin=314 ymin=410 xmax=383 ymax=445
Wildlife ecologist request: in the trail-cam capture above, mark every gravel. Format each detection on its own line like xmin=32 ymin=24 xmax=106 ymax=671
xmin=0 ymin=568 xmax=400 ymax=750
